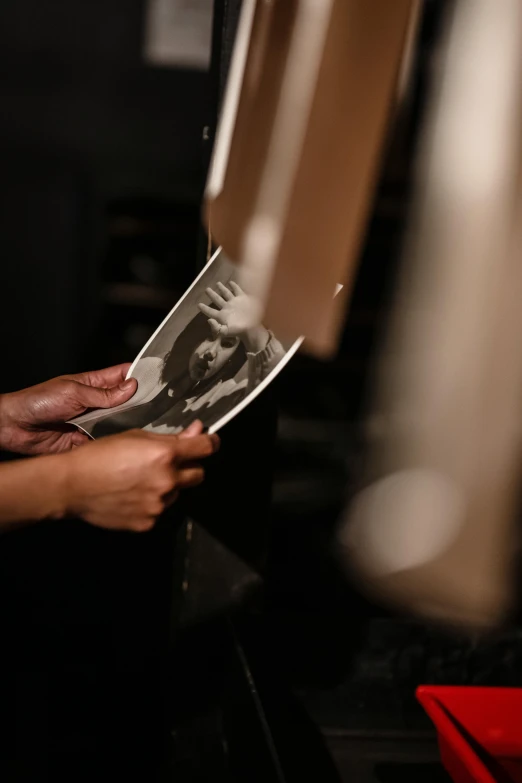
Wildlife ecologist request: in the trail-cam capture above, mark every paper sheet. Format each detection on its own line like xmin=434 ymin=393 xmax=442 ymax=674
xmin=71 ymin=248 xmax=303 ymax=438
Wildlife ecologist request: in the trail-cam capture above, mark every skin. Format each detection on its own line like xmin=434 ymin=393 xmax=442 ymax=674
xmin=188 ymin=325 xmax=240 ymax=382
xmin=0 ymin=364 xmax=138 ymax=454
xmin=0 ymin=364 xmax=219 ymax=533
xmin=196 ymin=281 xmax=270 ymax=368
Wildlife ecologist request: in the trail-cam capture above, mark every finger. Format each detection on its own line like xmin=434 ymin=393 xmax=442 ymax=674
xmin=198 ymin=303 xmax=225 ymax=322
xmin=179 ymin=420 xmax=203 ymax=439
xmin=70 ymin=364 xmax=133 ymax=389
xmin=208 ymin=318 xmax=222 ymax=337
xmin=71 ymin=376 xmax=138 ymax=410
xmin=174 ymin=433 xmax=220 ymax=461
xmin=177 ymin=465 xmax=205 ymax=489
xmin=132 ymin=517 xmax=156 ymax=533
xmin=144 ymin=430 xmax=217 ymax=456
xmin=228 ymin=281 xmax=244 ymax=297
xmin=163 ymin=489 xmax=180 ymax=508
xmin=216 ymin=282 xmax=234 ymax=300
xmin=71 ymin=430 xmax=90 ymax=448
xmin=205 ymin=287 xmax=227 ymax=308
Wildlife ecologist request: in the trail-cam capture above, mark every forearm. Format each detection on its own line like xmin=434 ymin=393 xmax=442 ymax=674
xmin=0 ymin=453 xmax=68 ymax=529
xmin=245 ymin=331 xmax=286 ymax=394
xmin=241 ymin=325 xmax=270 ymax=354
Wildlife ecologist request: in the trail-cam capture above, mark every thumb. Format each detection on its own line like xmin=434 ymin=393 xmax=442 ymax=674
xmin=208 ymin=318 xmax=221 ymax=338
xmin=73 ymin=377 xmax=138 ymax=410
xmin=179 ymin=420 xmax=203 ymax=439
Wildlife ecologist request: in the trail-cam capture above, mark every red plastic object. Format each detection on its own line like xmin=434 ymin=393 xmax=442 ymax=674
xmin=417 ymin=686 xmax=522 ymax=783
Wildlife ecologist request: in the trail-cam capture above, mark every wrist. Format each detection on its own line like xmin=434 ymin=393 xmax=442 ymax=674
xmin=241 ymin=326 xmax=270 ymax=354
xmin=41 ymin=453 xmax=71 ymax=521
xmin=53 ymin=450 xmax=80 ymax=520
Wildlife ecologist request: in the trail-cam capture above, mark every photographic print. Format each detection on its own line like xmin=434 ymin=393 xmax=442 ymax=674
xmin=71 ymin=248 xmax=302 ymax=438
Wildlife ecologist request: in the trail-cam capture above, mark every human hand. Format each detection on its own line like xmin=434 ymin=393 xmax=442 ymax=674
xmin=198 ymin=282 xmax=270 ymax=354
xmin=61 ymin=420 xmax=219 ymax=532
xmin=0 ymin=364 xmax=137 ymax=455
xmin=198 ymin=282 xmax=264 ymax=339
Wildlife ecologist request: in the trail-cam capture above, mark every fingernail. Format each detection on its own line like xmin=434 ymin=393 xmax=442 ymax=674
xmin=119 ymin=378 xmax=136 ymax=391
xmin=210 ymin=434 xmax=221 ymax=451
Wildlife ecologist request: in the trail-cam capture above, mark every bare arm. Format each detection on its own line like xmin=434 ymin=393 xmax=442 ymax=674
xmin=0 ymin=424 xmax=219 ymax=533
xmin=0 ymin=366 xmax=219 ymax=533
xmin=0 ymin=453 xmax=68 ymax=529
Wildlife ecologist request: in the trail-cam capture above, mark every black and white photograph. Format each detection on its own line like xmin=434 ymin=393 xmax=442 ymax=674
xmin=71 ymin=248 xmax=302 ymax=438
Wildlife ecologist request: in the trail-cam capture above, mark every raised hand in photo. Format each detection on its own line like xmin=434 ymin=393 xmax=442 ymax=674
xmin=198 ymin=281 xmax=268 ymax=354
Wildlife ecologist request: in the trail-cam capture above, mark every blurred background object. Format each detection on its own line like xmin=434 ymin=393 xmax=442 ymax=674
xmin=205 ymin=0 xmax=418 ymax=357
xmin=341 ymin=0 xmax=522 ymax=630
xmin=144 ymin=0 xmax=214 ymax=70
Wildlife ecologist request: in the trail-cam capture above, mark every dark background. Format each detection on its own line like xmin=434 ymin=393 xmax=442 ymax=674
xmin=0 ymin=0 xmax=210 ymax=391
xmin=0 ymin=2 xmax=213 ymax=781
xmin=0 ymin=2 xmax=521 ymax=782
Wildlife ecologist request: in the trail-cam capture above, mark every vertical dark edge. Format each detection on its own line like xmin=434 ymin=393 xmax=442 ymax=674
xmin=168 ymin=0 xmax=232 ymax=648
xmin=195 ymin=0 xmax=230 ymax=273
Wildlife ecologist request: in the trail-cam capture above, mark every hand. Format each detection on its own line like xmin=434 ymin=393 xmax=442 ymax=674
xmin=199 ymin=282 xmax=264 ymax=340
xmin=0 ymin=364 xmax=138 ymax=455
xmin=61 ymin=421 xmax=219 ymax=532
xmin=199 ymin=282 xmax=270 ymax=354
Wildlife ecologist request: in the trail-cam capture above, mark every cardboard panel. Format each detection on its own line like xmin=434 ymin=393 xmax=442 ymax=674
xmin=206 ymin=0 xmax=416 ymax=356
